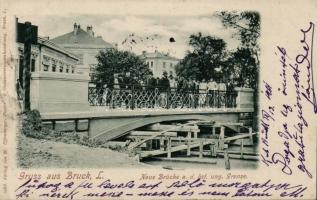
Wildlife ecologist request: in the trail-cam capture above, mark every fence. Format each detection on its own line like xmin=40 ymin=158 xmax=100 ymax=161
xmin=88 ymin=84 xmax=237 ymax=110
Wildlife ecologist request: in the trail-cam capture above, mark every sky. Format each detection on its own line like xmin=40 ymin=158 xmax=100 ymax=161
xmin=17 ymin=14 xmax=240 ymax=58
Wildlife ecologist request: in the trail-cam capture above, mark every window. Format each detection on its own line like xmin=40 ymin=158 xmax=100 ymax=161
xmin=43 ymin=64 xmax=49 ymax=71
xmin=151 ymin=61 xmax=153 ymax=67
xmin=59 ymin=65 xmax=63 ymax=73
xmin=71 ymin=66 xmax=75 ymax=73
xmin=31 ymin=59 xmax=36 ymax=72
xmin=52 ymin=64 xmax=56 ymax=72
xmin=42 ymin=56 xmax=49 ymax=71
xmin=170 ymin=63 xmax=173 ymax=67
xmin=66 ymin=66 xmax=70 ymax=73
xmin=163 ymin=62 xmax=166 ymax=68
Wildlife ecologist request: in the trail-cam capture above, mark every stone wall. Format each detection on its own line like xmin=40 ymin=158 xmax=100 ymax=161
xmin=30 ymin=72 xmax=90 ymax=113
xmin=235 ymin=87 xmax=254 ymax=112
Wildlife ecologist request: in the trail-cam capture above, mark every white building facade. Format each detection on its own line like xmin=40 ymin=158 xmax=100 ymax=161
xmin=140 ymin=50 xmax=180 ymax=78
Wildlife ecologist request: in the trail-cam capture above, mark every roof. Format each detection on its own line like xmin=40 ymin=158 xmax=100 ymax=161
xmin=37 ymin=37 xmax=79 ymax=60
xmin=49 ymin=28 xmax=113 ymax=48
xmin=140 ymin=51 xmax=180 ymax=61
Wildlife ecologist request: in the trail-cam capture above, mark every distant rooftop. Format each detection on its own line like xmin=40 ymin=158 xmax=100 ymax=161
xmin=37 ymin=37 xmax=79 ymax=60
xmin=140 ymin=50 xmax=180 ymax=61
xmin=50 ymin=23 xmax=113 ymax=48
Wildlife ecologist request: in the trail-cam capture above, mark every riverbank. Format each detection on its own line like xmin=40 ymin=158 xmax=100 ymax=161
xmin=17 ymin=133 xmax=145 ymax=168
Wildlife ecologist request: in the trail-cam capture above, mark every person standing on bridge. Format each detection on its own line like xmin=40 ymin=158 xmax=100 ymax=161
xmin=218 ymin=80 xmax=227 ymax=108
xmin=199 ymin=79 xmax=208 ymax=107
xmin=207 ymin=78 xmax=218 ymax=108
xmin=159 ymin=71 xmax=170 ymax=92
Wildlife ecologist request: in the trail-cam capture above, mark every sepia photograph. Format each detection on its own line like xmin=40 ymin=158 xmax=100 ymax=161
xmin=15 ymin=11 xmax=260 ymax=170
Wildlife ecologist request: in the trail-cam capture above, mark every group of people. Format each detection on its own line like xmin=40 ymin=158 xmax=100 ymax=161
xmin=105 ymin=72 xmax=236 ymax=94
xmin=173 ymin=77 xmax=234 ymax=94
xmin=93 ymin=72 xmax=237 ymax=108
xmin=139 ymin=72 xmax=235 ymax=94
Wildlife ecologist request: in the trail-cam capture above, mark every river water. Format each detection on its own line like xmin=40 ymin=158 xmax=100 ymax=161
xmin=143 ymin=157 xmax=258 ymax=170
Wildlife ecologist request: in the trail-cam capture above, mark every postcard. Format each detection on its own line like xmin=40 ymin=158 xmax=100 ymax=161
xmin=0 ymin=0 xmax=316 ymax=199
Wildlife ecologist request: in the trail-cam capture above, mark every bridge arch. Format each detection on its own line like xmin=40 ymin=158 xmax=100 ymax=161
xmin=89 ymin=113 xmax=240 ymax=141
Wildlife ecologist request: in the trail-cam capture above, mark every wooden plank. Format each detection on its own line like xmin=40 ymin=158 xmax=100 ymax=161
xmin=214 ymin=122 xmax=244 ymax=126
xmin=146 ymin=124 xmax=200 ymax=132
xmin=219 ymin=126 xmax=225 ymax=150
xmin=230 ymin=138 xmax=253 ymax=146
xmin=187 ymin=120 xmax=215 ymax=126
xmin=211 ymin=143 xmax=217 ymax=157
xmin=154 ymin=157 xmax=217 ymax=164
xmin=193 ymin=131 xmax=198 ymax=138
xmin=223 ymin=132 xmax=257 ymax=142
xmin=217 ymin=150 xmax=258 ymax=156
xmin=199 ymin=141 xmax=203 ymax=158
xmin=217 ymin=152 xmax=259 ymax=160
xmin=126 ymin=136 xmax=217 ymax=143
xmin=140 ymin=141 xmax=214 ymax=158
xmin=129 ymin=131 xmax=177 ymax=137
xmin=248 ymin=127 xmax=254 ymax=145
xmin=128 ymin=122 xmax=198 ymax=150
xmin=240 ymin=139 xmax=244 ymax=157
xmin=224 ymin=151 xmax=230 ymax=170
xmin=147 ymin=140 xmax=153 ymax=151
xmin=187 ymin=132 xmax=191 ymax=156
xmin=167 ymin=137 xmax=171 ymax=158
xmin=160 ymin=137 xmax=164 ymax=150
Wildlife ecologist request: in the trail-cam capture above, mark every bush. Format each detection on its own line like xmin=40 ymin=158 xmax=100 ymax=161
xmin=60 ymin=132 xmax=80 ymax=144
xmin=21 ymin=110 xmax=44 ymax=139
xmin=79 ymin=135 xmax=90 ymax=146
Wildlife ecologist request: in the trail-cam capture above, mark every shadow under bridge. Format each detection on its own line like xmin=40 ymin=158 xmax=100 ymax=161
xmin=89 ymin=112 xmax=241 ymax=141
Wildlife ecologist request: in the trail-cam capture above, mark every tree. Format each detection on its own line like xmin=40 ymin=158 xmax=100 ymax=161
xmin=216 ymin=11 xmax=260 ymax=131
xmin=216 ymin=11 xmax=260 ymax=88
xmin=224 ymin=48 xmax=257 ymax=87
xmin=159 ymin=71 xmax=170 ymax=91
xmin=94 ymin=48 xmax=151 ymax=87
xmin=176 ymin=33 xmax=227 ymax=82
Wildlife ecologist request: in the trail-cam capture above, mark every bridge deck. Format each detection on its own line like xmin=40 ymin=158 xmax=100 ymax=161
xmin=40 ymin=107 xmax=253 ymax=120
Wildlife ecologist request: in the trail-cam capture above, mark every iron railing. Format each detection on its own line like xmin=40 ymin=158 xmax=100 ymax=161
xmin=88 ymin=84 xmax=237 ymax=109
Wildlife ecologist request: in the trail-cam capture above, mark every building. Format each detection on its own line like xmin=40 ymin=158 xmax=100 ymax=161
xmin=16 ymin=37 xmax=79 ymax=82
xmin=50 ymin=23 xmax=114 ymax=79
xmin=140 ymin=50 xmax=180 ymax=78
xmin=16 ymin=35 xmax=90 ymax=113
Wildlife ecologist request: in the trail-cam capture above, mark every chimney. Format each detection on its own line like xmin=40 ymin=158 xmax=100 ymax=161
xmin=86 ymin=25 xmax=94 ymax=37
xmin=73 ymin=23 xmax=78 ymax=35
